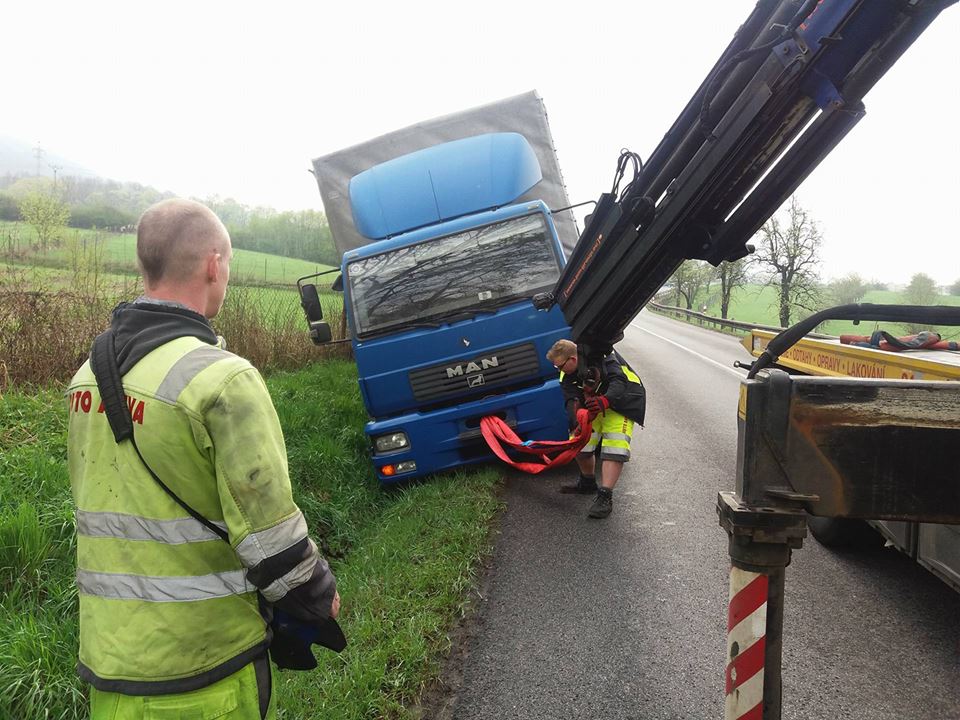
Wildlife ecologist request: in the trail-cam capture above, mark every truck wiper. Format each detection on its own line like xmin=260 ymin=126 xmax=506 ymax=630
xmin=435 ymin=295 xmax=531 ymax=323
xmin=360 ymin=296 xmax=534 ymax=339
xmin=358 ymin=320 xmax=441 ymax=340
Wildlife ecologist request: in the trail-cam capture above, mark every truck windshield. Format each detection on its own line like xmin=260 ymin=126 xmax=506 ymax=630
xmin=347 ymin=213 xmax=561 ymax=337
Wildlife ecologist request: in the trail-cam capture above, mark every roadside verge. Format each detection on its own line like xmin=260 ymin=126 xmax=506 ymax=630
xmin=0 ymin=360 xmax=501 ymax=719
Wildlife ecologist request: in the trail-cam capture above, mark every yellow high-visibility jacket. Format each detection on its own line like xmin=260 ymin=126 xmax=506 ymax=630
xmin=67 ymin=301 xmax=336 ymax=695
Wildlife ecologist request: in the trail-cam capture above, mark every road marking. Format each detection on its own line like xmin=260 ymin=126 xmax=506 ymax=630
xmin=629 ymin=322 xmax=746 ymax=379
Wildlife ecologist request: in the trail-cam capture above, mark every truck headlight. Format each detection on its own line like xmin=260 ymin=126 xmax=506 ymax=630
xmin=374 ymin=432 xmax=409 ymax=453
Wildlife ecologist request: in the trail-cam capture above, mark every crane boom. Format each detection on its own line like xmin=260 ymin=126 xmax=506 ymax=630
xmin=539 ymin=0 xmax=957 ymax=359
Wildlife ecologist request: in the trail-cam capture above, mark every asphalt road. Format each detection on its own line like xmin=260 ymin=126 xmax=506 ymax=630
xmin=443 ymin=310 xmax=960 ymax=719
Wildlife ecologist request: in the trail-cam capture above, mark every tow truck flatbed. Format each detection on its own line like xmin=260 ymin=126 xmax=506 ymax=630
xmin=742 ymin=327 xmax=960 ymax=593
xmin=742 ymin=329 xmax=960 ymax=381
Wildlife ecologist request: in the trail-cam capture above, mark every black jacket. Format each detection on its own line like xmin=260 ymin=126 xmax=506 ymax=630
xmin=560 ymin=350 xmax=646 ymax=426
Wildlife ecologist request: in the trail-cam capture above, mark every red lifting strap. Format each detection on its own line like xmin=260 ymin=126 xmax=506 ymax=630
xmin=479 ymin=409 xmax=593 ymax=474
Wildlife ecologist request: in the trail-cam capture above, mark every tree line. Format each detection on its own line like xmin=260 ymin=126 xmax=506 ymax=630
xmin=205 ymin=196 xmax=337 ymax=265
xmin=0 ymin=174 xmax=339 ymax=266
xmin=665 ymin=196 xmax=957 ymax=328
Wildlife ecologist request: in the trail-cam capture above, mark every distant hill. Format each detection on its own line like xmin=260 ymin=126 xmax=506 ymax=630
xmin=0 ymin=135 xmax=97 ymax=180
xmin=0 ymin=138 xmax=338 ymax=265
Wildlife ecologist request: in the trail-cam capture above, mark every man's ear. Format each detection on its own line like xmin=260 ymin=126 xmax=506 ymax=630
xmin=206 ymin=252 xmax=222 ymax=283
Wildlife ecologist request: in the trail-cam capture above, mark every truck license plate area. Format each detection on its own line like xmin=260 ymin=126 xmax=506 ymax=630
xmin=458 ymin=410 xmax=514 ymax=442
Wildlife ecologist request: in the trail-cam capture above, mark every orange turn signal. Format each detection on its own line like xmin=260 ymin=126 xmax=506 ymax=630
xmin=380 ymin=464 xmax=396 ymax=477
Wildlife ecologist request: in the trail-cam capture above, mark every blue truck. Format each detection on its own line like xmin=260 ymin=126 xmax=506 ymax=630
xmin=298 ymin=94 xmax=577 ymax=482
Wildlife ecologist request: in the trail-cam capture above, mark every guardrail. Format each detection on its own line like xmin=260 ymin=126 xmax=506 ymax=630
xmin=647 ymin=301 xmax=835 ymax=339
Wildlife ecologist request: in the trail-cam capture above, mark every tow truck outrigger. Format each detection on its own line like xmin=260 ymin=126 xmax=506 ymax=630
xmin=531 ymin=1 xmax=959 ymax=718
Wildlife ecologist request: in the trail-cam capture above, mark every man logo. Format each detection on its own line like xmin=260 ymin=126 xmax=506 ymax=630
xmin=468 ymin=375 xmax=485 ymax=388
xmin=445 ymin=356 xmax=499 ymax=378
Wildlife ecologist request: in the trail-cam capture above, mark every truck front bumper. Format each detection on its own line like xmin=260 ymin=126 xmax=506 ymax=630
xmin=366 ymin=380 xmax=567 ymax=483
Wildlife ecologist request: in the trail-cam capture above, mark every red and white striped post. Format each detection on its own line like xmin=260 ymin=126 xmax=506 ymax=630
xmin=725 ymin=569 xmax=770 ymax=719
xmin=718 ymin=491 xmax=804 ymax=720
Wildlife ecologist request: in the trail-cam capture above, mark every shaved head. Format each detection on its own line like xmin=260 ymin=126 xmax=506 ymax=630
xmin=137 ymin=199 xmax=230 ymax=287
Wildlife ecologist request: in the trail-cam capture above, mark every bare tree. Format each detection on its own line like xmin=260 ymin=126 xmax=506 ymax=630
xmin=670 ymin=260 xmax=714 ymax=310
xmin=829 ymin=272 xmax=867 ymax=305
xmin=716 ymin=258 xmax=750 ymax=319
xmin=753 ymin=196 xmax=822 ymax=327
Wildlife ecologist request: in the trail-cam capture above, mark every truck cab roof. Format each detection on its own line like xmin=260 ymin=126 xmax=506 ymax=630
xmin=350 ymin=132 xmax=542 ymax=241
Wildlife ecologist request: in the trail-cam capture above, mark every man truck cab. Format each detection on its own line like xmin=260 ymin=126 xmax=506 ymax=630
xmin=299 ymin=130 xmax=572 ymax=482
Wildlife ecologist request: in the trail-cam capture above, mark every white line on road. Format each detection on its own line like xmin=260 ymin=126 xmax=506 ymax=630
xmin=629 ymin=322 xmax=746 ymax=379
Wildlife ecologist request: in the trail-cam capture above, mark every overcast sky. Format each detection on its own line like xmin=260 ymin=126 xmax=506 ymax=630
xmin=4 ymin=1 xmax=958 ymax=285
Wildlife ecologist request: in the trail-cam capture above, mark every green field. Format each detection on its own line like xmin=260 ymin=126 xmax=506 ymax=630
xmin=0 ymin=220 xmax=336 ymax=288
xmin=694 ymin=284 xmax=960 ymax=339
xmin=1 ymin=260 xmax=143 ymax=296
xmin=0 ymin=222 xmax=347 ymax=388
xmin=1 ymin=362 xmax=502 ymax=719
xmin=0 ymin=264 xmax=341 ymax=336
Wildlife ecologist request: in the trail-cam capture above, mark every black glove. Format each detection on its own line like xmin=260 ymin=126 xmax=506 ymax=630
xmin=269 ymin=610 xmax=346 ymax=670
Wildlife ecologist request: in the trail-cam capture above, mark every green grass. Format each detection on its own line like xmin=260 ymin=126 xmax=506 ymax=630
xmin=0 ymin=220 xmax=336 ymax=288
xmin=1 ymin=261 xmax=140 ymax=295
xmin=690 ymin=284 xmax=960 ymax=340
xmin=0 ymin=361 xmax=501 ymax=719
xmin=0 ymin=390 xmax=82 ymax=718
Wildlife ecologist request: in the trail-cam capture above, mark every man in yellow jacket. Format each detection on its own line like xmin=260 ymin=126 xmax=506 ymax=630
xmin=67 ymin=199 xmax=340 ymax=719
xmin=546 ymin=339 xmax=645 ymax=519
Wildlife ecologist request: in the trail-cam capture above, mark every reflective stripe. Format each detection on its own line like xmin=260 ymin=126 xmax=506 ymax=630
xmin=622 ymin=364 xmax=642 ymax=384
xmin=601 ymin=446 xmax=630 ymax=458
xmin=601 ymin=432 xmax=631 ymax=442
xmin=580 ymin=430 xmax=600 ymax=454
xmin=236 ymin=512 xmax=308 ymax=568
xmin=155 ymin=346 xmax=230 ymax=403
xmin=77 ymin=568 xmax=252 ymax=602
xmin=261 ymin=540 xmax=322 ymax=602
xmin=77 ymin=510 xmax=226 ymax=545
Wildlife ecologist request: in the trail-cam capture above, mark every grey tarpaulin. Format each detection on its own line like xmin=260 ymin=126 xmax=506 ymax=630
xmin=311 ymin=90 xmax=579 ymax=260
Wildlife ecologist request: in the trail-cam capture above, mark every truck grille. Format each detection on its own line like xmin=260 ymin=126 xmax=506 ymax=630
xmin=409 ymin=343 xmax=540 ymax=404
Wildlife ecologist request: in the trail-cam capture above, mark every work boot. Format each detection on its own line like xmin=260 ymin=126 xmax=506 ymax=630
xmin=559 ymin=474 xmax=597 ymax=494
xmin=588 ymin=488 xmax=613 ymax=519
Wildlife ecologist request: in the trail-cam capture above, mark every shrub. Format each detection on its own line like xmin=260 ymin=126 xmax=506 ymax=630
xmin=68 ymin=204 xmax=137 ymax=231
xmin=0 ymin=193 xmax=19 ymax=221
xmin=18 ymin=192 xmax=70 ymax=251
xmin=0 ymin=276 xmax=347 ymax=390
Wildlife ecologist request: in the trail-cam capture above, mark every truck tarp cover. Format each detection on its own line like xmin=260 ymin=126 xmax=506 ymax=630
xmin=312 ymin=90 xmax=578 ymax=259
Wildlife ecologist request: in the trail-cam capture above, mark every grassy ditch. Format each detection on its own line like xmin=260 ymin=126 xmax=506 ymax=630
xmin=0 ymin=360 xmax=501 ymax=719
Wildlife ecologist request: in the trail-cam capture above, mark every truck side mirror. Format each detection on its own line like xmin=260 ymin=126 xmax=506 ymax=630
xmin=299 ymin=283 xmax=333 ymax=345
